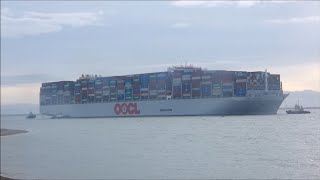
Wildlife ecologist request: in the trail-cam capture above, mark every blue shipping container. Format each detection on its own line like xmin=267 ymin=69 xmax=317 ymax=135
xmin=140 ymin=84 xmax=149 ymax=89
xmin=234 ymin=88 xmax=246 ymax=96
xmin=117 ymin=94 xmax=125 ymax=100
xmin=133 ymin=88 xmax=140 ymax=93
xmin=222 ymin=85 xmax=233 ymax=89
xmin=173 ymin=86 xmax=181 ymax=92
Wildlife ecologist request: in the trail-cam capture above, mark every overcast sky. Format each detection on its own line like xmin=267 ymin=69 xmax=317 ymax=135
xmin=1 ymin=1 xmax=320 ymax=104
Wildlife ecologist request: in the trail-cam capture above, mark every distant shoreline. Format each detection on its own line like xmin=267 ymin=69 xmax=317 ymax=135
xmin=0 ymin=129 xmax=28 ymax=137
xmin=279 ymin=107 xmax=320 ymax=110
xmin=1 ymin=107 xmax=320 ymax=117
xmin=0 ymin=175 xmax=14 ymax=180
xmin=1 ymin=114 xmax=38 ymax=116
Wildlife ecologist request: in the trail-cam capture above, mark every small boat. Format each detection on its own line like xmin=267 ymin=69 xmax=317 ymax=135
xmin=286 ymin=104 xmax=310 ymax=114
xmin=26 ymin=112 xmax=36 ymax=119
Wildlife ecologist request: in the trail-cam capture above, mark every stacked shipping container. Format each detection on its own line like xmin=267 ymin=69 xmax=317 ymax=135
xmin=268 ymin=74 xmax=281 ymax=90
xmin=116 ymin=77 xmax=125 ymax=101
xmin=125 ymin=77 xmax=133 ymax=101
xmin=221 ymin=71 xmax=234 ymax=97
xmin=201 ymin=71 xmax=212 ymax=97
xmin=40 ymin=81 xmax=74 ymax=105
xmin=94 ymin=78 xmax=102 ymax=103
xmin=88 ymin=79 xmax=95 ymax=103
xmin=102 ymin=78 xmax=110 ymax=102
xmin=172 ymin=70 xmax=182 ymax=99
xmin=247 ymin=72 xmax=265 ymax=90
xmin=133 ymin=75 xmax=140 ymax=100
xmin=140 ymin=74 xmax=149 ymax=100
xmin=182 ymin=69 xmax=192 ymax=99
xmin=191 ymin=70 xmax=201 ymax=98
xmin=157 ymin=72 xmax=167 ymax=100
xmin=149 ymin=73 xmax=157 ymax=100
xmin=211 ymin=71 xmax=222 ymax=97
xmin=109 ymin=79 xmax=117 ymax=101
xmin=40 ymin=67 xmax=282 ymax=105
xmin=234 ymin=71 xmax=247 ymax=96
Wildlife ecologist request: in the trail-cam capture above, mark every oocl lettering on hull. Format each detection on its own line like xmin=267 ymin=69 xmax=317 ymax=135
xmin=114 ymin=103 xmax=140 ymax=115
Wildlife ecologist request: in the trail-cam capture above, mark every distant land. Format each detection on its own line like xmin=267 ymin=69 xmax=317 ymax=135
xmin=282 ymin=90 xmax=320 ymax=108
xmin=1 ymin=90 xmax=319 ymax=115
xmin=1 ymin=103 xmax=39 ymax=115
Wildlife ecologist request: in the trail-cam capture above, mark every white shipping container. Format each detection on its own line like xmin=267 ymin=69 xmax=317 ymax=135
xmin=150 ymin=92 xmax=157 ymax=95
xmin=222 ymin=83 xmax=233 ymax=86
xmin=103 ymin=91 xmax=110 ymax=95
xmin=201 ymin=81 xmax=211 ymax=85
xmin=192 ymin=76 xmax=201 ymax=80
xmin=150 ymin=90 xmax=157 ymax=94
xmin=141 ymin=88 xmax=149 ymax=91
xmin=172 ymin=83 xmax=182 ymax=86
xmin=222 ymin=89 xmax=233 ymax=92
xmin=173 ymin=79 xmax=182 ymax=84
xmin=212 ymin=92 xmax=222 ymax=95
xmin=202 ymin=76 xmax=211 ymax=80
xmin=157 ymin=73 xmax=167 ymax=77
xmin=236 ymin=79 xmax=247 ymax=83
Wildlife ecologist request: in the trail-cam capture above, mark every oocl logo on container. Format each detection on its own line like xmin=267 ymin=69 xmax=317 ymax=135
xmin=114 ymin=103 xmax=140 ymax=115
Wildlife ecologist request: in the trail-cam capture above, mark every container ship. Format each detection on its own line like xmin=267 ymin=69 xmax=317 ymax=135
xmin=40 ymin=66 xmax=288 ymax=117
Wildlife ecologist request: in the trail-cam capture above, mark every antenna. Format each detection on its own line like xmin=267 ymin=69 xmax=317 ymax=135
xmin=285 ymin=99 xmax=288 ymax=109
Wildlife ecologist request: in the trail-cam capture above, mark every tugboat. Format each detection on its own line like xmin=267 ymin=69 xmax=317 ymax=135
xmin=286 ymin=104 xmax=310 ymax=114
xmin=26 ymin=112 xmax=36 ymax=119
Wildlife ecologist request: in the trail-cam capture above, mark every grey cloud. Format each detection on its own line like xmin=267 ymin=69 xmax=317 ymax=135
xmin=171 ymin=1 xmax=290 ymax=8
xmin=1 ymin=8 xmax=105 ymax=38
xmin=265 ymin=16 xmax=320 ymax=24
xmin=171 ymin=22 xmax=191 ymax=28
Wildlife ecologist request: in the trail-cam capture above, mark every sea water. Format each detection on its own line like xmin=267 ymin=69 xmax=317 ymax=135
xmin=1 ymin=109 xmax=319 ymax=179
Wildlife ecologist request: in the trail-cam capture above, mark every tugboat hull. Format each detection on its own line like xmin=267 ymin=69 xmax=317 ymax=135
xmin=286 ymin=110 xmax=310 ymax=114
